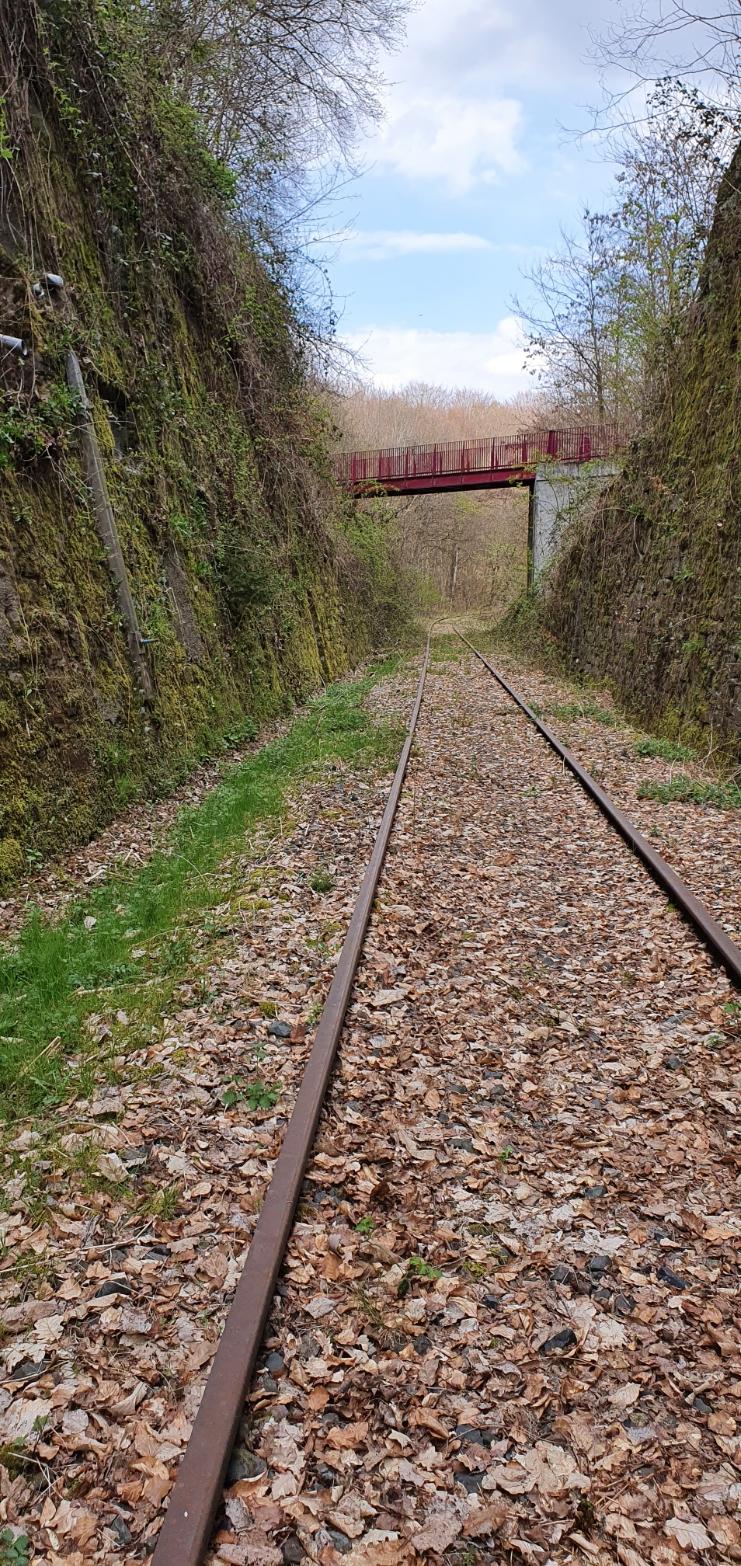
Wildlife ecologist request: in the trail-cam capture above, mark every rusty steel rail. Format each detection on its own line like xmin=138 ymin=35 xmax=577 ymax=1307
xmin=151 ymin=642 xmax=430 ymax=1566
xmin=456 ymin=629 xmax=741 ymax=989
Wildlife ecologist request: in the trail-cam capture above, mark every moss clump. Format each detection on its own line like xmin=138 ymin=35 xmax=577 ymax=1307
xmin=0 ymin=838 xmax=24 ymax=887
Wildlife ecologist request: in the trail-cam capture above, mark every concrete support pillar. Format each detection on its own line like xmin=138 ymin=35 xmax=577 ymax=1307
xmin=531 ymin=461 xmax=619 ymax=583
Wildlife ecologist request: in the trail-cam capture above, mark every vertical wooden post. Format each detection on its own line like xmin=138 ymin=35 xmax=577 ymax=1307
xmin=66 ymin=350 xmax=153 ymax=702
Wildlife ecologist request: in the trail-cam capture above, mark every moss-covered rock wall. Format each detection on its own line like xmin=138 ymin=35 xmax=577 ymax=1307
xmin=541 ymin=141 xmax=740 ymax=760
xmin=0 ymin=0 xmax=405 ymax=880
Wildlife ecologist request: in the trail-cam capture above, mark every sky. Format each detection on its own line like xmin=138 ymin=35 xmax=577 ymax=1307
xmin=325 ymin=0 xmax=631 ymax=399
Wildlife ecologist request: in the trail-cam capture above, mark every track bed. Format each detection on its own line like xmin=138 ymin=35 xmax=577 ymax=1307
xmin=3 ymin=645 xmax=739 ymax=1566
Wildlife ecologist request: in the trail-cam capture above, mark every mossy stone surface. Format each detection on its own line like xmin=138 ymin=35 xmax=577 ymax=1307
xmin=0 ymin=0 xmax=410 ymax=874
xmin=541 ymin=141 xmax=741 ymax=761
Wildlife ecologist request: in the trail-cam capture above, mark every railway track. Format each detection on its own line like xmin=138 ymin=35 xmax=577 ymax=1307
xmin=152 ymin=635 xmax=740 ymax=1566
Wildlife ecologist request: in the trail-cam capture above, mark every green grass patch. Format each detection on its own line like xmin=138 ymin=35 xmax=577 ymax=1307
xmin=0 ymin=665 xmax=403 ymax=1122
xmin=637 ymin=775 xmax=741 ymax=809
xmin=308 ymin=868 xmax=334 ymax=894
xmin=429 ymin=632 xmax=466 ymax=663
xmin=550 ymin=700 xmax=618 ymax=727
xmin=634 ymin=736 xmax=697 ymax=762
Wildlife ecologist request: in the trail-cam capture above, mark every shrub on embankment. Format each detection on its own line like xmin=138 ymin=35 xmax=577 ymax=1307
xmin=538 ymin=140 xmax=741 ymax=761
xmin=0 ymin=0 xmax=409 ymax=881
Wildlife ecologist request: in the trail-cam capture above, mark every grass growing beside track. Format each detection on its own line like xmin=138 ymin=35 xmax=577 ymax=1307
xmin=637 ymin=775 xmax=741 ymax=809
xmin=0 ymin=660 xmax=404 ymax=1122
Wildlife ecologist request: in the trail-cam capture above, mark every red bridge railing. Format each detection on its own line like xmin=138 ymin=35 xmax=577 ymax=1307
xmin=334 ymin=424 xmax=622 ymax=490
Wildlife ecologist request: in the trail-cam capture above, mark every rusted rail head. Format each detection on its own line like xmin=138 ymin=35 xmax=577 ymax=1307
xmin=456 ymin=630 xmax=741 ymax=990
xmin=151 ymin=644 xmax=430 ymax=1566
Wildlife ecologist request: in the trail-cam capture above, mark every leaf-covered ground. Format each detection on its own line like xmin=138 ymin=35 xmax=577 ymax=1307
xmin=1 ymin=645 xmax=738 ymax=1565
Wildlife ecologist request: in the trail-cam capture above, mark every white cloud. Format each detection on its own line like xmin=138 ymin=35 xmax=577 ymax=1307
xmin=373 ymin=94 xmax=525 ymax=194
xmin=342 ymin=229 xmax=492 ymax=260
xmin=343 ymin=318 xmax=531 ymax=396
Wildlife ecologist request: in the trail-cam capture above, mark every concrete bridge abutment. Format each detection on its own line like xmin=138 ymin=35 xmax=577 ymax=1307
xmin=528 ymin=461 xmax=619 ymax=589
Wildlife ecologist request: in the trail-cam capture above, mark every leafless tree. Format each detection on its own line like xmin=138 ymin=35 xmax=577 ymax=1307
xmin=593 ymin=1 xmax=741 ymax=111
xmin=514 ymin=81 xmax=737 ymax=425
xmin=514 ymin=213 xmax=636 ymax=426
xmin=149 ymin=0 xmax=408 ymax=203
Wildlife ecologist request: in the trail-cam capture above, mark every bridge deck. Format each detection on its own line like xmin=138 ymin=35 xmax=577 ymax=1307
xmin=334 ymin=424 xmax=621 ymax=496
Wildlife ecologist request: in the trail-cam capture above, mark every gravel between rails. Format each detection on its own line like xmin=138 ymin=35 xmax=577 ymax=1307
xmin=208 ymin=653 xmax=739 ymax=1566
xmin=485 ymin=649 xmax=740 ymax=943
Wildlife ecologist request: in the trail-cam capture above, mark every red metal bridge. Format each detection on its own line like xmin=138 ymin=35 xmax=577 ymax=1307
xmin=334 ymin=424 xmax=621 ymax=497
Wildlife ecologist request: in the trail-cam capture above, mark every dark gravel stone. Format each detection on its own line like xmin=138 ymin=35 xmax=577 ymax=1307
xmin=227 ymin=1449 xmax=268 ymax=1483
xmin=551 ymin=1264 xmax=577 ymax=1286
xmin=110 ymin=1516 xmax=133 ymax=1547
xmin=94 ymin=1277 xmax=132 ymax=1299
xmin=282 ymin=1535 xmax=306 ymax=1563
xmin=658 ymin=1264 xmax=687 ymax=1291
xmin=413 ymin=1335 xmax=432 ymax=1355
xmin=267 ymin=1020 xmax=292 ymax=1038
xmin=260 ymin=1374 xmax=278 ymax=1394
xmin=587 ymin=1254 xmax=610 ymax=1275
xmin=583 ymin=1184 xmax=606 ymax=1198
xmin=315 ymin=1463 xmax=337 ymax=1486
xmin=482 ymin=1294 xmax=501 ymax=1310
xmin=614 ymin=1294 xmax=635 ymax=1316
xmin=693 ymin=1395 xmax=713 ymax=1413
xmin=451 ymin=1137 xmax=474 ymax=1151
xmin=455 ymin=1425 xmax=493 ymax=1448
xmin=455 ymin=1471 xmax=486 ymax=1493
xmin=10 ymin=1358 xmax=48 ymax=1382
xmin=666 ymin=1054 xmax=683 ymax=1070
xmin=592 ymin=1287 xmax=612 ymax=1303
xmin=121 ymin=1145 xmax=149 ymax=1170
xmin=326 ymin=1528 xmax=352 ymax=1553
xmin=265 ymin=1351 xmax=285 ymax=1375
xmin=541 ymin=1327 xmax=578 ymax=1354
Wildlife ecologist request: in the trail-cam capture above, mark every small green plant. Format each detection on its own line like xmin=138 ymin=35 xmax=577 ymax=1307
xmin=245 ymin=1078 xmax=279 ymax=1112
xmin=498 ymin=1145 xmax=514 ymax=1163
xmin=637 ymin=776 xmax=741 ymax=809
xmin=309 ymin=868 xmax=334 ymax=894
xmin=0 ymin=99 xmax=13 ymax=162
xmin=169 ymin=510 xmax=197 ymax=545
xmin=398 ymin=1256 xmax=442 ymax=1296
xmin=355 ymin=1216 xmax=375 ymax=1236
xmin=221 ymin=716 xmax=258 ymax=749
xmin=0 ymin=1527 xmax=30 ymax=1566
xmin=0 ymin=384 xmax=81 ymax=470
xmin=146 ymin=1183 xmax=181 ymax=1220
xmin=635 ymin=736 xmax=696 ymax=762
xmin=221 ymin=1076 xmax=279 ymax=1112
